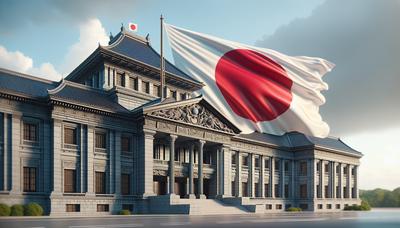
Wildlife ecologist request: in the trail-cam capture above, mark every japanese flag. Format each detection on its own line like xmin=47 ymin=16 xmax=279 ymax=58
xmin=128 ymin=23 xmax=138 ymax=32
xmin=165 ymin=24 xmax=334 ymax=138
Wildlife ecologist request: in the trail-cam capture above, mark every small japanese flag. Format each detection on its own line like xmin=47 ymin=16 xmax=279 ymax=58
xmin=128 ymin=23 xmax=138 ymax=32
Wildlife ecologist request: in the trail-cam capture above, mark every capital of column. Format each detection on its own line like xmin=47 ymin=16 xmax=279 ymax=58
xmin=168 ymin=134 xmax=178 ymax=142
xmin=198 ymin=139 xmax=206 ymax=147
xmin=142 ymin=129 xmax=156 ymax=139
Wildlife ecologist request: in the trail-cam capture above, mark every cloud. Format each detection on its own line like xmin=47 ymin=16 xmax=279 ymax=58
xmin=0 ymin=18 xmax=109 ymax=80
xmin=60 ymin=18 xmax=109 ymax=75
xmin=255 ymin=0 xmax=400 ymax=135
xmin=0 ymin=45 xmax=61 ymax=81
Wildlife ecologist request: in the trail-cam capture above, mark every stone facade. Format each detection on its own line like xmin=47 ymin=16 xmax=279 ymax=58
xmin=0 ymin=29 xmax=362 ymax=215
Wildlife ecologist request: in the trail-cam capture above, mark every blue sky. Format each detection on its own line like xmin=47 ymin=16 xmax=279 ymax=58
xmin=0 ymin=0 xmax=399 ymax=190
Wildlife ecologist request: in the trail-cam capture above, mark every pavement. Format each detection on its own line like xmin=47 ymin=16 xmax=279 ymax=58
xmin=0 ymin=208 xmax=399 ymax=228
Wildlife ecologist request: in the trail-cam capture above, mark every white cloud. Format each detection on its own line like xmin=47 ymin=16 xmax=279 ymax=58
xmin=0 ymin=18 xmax=109 ymax=81
xmin=0 ymin=45 xmax=61 ymax=81
xmin=60 ymin=18 xmax=109 ymax=75
xmin=342 ymin=127 xmax=400 ymax=190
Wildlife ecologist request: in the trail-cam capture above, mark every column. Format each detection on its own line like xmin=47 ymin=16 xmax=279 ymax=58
xmin=355 ymin=165 xmax=359 ymax=198
xmin=260 ymin=155 xmax=265 ymax=198
xmin=197 ymin=140 xmax=206 ymax=198
xmin=346 ymin=164 xmax=351 ymax=198
xmin=188 ymin=143 xmax=195 ymax=198
xmin=222 ymin=146 xmax=232 ymax=197
xmin=168 ymin=134 xmax=177 ymax=195
xmin=78 ymin=124 xmax=86 ymax=193
xmin=291 ymin=160 xmax=295 ymax=198
xmin=86 ymin=125 xmax=95 ymax=195
xmin=109 ymin=130 xmax=115 ymax=194
xmin=281 ymin=159 xmax=285 ymax=198
xmin=339 ymin=163 xmax=343 ymax=199
xmin=234 ymin=151 xmax=242 ymax=197
xmin=313 ymin=160 xmax=319 ymax=199
xmin=50 ymin=118 xmax=62 ymax=196
xmin=320 ymin=160 xmax=325 ymax=199
xmin=249 ymin=153 xmax=255 ymax=197
xmin=270 ymin=157 xmax=275 ymax=198
xmin=2 ymin=113 xmax=10 ymax=191
xmin=331 ymin=162 xmax=336 ymax=199
xmin=114 ymin=131 xmax=121 ymax=195
xmin=137 ymin=129 xmax=156 ymax=197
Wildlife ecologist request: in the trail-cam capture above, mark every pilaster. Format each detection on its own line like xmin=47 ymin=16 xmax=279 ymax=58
xmin=270 ymin=157 xmax=275 ymax=198
xmin=168 ymin=134 xmax=177 ymax=195
xmin=50 ymin=118 xmax=62 ymax=196
xmin=234 ymin=151 xmax=242 ymax=197
xmin=260 ymin=155 xmax=265 ymax=198
xmin=222 ymin=145 xmax=232 ymax=197
xmin=114 ymin=131 xmax=121 ymax=195
xmin=138 ymin=129 xmax=156 ymax=197
xmin=197 ymin=139 xmax=206 ymax=198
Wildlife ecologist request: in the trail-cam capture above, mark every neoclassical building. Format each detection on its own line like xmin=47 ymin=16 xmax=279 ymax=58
xmin=0 ymin=27 xmax=362 ymax=215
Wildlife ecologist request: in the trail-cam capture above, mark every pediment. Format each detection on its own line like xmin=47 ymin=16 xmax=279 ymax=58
xmin=144 ymin=97 xmax=240 ymax=134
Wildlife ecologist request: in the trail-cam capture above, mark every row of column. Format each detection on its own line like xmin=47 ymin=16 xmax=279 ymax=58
xmin=315 ymin=160 xmax=359 ymax=199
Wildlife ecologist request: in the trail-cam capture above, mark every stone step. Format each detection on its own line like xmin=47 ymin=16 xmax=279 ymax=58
xmin=173 ymin=199 xmax=249 ymax=215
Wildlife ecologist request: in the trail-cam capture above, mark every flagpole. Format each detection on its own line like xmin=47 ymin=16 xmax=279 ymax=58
xmin=160 ymin=14 xmax=165 ymax=100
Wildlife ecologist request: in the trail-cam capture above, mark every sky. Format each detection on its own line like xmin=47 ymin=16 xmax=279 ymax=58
xmin=0 ymin=0 xmax=399 ymax=190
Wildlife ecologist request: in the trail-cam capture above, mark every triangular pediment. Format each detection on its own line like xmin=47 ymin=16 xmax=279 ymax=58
xmin=143 ymin=96 xmax=240 ymax=134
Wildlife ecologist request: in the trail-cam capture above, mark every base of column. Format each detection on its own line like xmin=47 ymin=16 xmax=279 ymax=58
xmin=186 ymin=194 xmax=196 ymax=199
xmin=140 ymin=192 xmax=157 ymax=198
xmin=216 ymin=194 xmax=232 ymax=199
xmin=197 ymin=194 xmax=206 ymax=199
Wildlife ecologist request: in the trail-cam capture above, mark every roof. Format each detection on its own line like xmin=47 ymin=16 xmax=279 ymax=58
xmin=48 ymin=81 xmax=130 ymax=114
xmin=0 ymin=68 xmax=59 ymax=99
xmin=237 ymin=131 xmax=362 ymax=156
xmin=104 ymin=29 xmax=200 ymax=84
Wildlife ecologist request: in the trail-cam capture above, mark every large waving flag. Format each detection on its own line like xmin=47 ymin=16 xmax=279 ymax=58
xmin=165 ymin=24 xmax=334 ymax=138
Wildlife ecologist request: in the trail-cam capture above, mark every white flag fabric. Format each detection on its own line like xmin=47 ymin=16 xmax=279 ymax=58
xmin=165 ymin=24 xmax=334 ymax=138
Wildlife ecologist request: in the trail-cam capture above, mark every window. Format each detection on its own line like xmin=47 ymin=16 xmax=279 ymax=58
xmin=300 ymin=161 xmax=307 ymax=176
xmin=242 ymin=156 xmax=249 ymax=166
xmin=317 ymin=162 xmax=321 ymax=172
xmin=351 ymin=167 xmax=356 ymax=176
xmin=336 ymin=186 xmax=340 ymax=198
xmin=95 ymin=172 xmax=106 ymax=194
xmin=255 ymin=157 xmax=260 ymax=168
xmin=336 ymin=165 xmax=340 ymax=174
xmin=352 ymin=187 xmax=356 ymax=198
xmin=336 ymin=204 xmax=341 ymax=209
xmin=23 ymin=122 xmax=37 ymax=141
xmin=284 ymin=184 xmax=289 ymax=198
xmin=97 ymin=204 xmax=109 ymax=212
xmin=64 ymin=127 xmax=77 ymax=145
xmin=129 ymin=77 xmax=138 ymax=90
xmin=116 ymin=73 xmax=125 ymax=87
xmin=66 ymin=204 xmax=80 ymax=212
xmin=300 ymin=184 xmax=307 ymax=199
xmin=325 ymin=163 xmax=329 ymax=173
xmin=121 ymin=174 xmax=130 ymax=195
xmin=284 ymin=161 xmax=289 ymax=172
xmin=327 ymin=204 xmax=332 ymax=209
xmin=121 ymin=136 xmax=131 ymax=152
xmin=95 ymin=132 xmax=106 ymax=149
xmin=275 ymin=160 xmax=280 ymax=170
xmin=180 ymin=93 xmax=186 ymax=100
xmin=64 ymin=169 xmax=76 ymax=193
xmin=276 ymin=204 xmax=282 ymax=210
xmin=275 ymin=184 xmax=280 ymax=197
xmin=23 ymin=167 xmax=36 ymax=192
xmin=265 ymin=158 xmax=270 ymax=169
xmin=231 ymin=153 xmax=236 ymax=165
xmin=317 ymin=185 xmax=321 ymax=198
xmin=153 ymin=84 xmax=160 ymax=96
xmin=325 ymin=185 xmax=329 ymax=198
xmin=318 ymin=204 xmax=323 ymax=209
xmin=142 ymin=81 xmax=149 ymax=93
xmin=344 ymin=166 xmax=348 ymax=174
xmin=266 ymin=204 xmax=272 ymax=210
xmin=265 ymin=184 xmax=270 ymax=197
xmin=343 ymin=187 xmax=348 ymax=198
xmin=171 ymin=90 xmax=177 ymax=99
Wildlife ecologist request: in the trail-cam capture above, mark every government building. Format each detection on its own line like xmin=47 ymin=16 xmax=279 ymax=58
xmin=0 ymin=27 xmax=362 ymax=215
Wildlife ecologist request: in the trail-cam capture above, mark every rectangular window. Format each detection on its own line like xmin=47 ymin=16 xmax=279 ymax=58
xmin=180 ymin=93 xmax=186 ymax=100
xmin=142 ymin=81 xmax=149 ymax=93
xmin=275 ymin=160 xmax=280 ymax=170
xmin=95 ymin=172 xmax=106 ymax=194
xmin=97 ymin=204 xmax=109 ymax=212
xmin=351 ymin=167 xmax=355 ymax=176
xmin=325 ymin=185 xmax=329 ymax=198
xmin=343 ymin=187 xmax=348 ymax=198
xmin=275 ymin=184 xmax=280 ymax=197
xmin=300 ymin=184 xmax=307 ymax=199
xmin=325 ymin=163 xmax=329 ymax=173
xmin=284 ymin=184 xmax=289 ymax=198
xmin=64 ymin=169 xmax=76 ymax=193
xmin=344 ymin=166 xmax=348 ymax=174
xmin=317 ymin=185 xmax=321 ymax=198
xmin=64 ymin=127 xmax=77 ymax=145
xmin=255 ymin=157 xmax=260 ymax=168
xmin=327 ymin=204 xmax=332 ymax=209
xmin=23 ymin=167 xmax=36 ymax=192
xmin=171 ymin=90 xmax=177 ymax=99
xmin=153 ymin=84 xmax=160 ymax=97
xmin=95 ymin=132 xmax=106 ymax=149
xmin=317 ymin=162 xmax=321 ymax=172
xmin=242 ymin=156 xmax=249 ymax=166
xmin=284 ymin=161 xmax=289 ymax=172
xmin=265 ymin=184 xmax=270 ymax=197
xmin=318 ymin=204 xmax=323 ymax=209
xmin=300 ymin=161 xmax=307 ymax=176
xmin=116 ymin=73 xmax=125 ymax=87
xmin=276 ymin=204 xmax=282 ymax=210
xmin=266 ymin=204 xmax=272 ymax=210
xmin=66 ymin=204 xmax=80 ymax=212
xmin=23 ymin=122 xmax=37 ymax=141
xmin=265 ymin=158 xmax=270 ymax=169
xmin=121 ymin=174 xmax=130 ymax=195
xmin=336 ymin=165 xmax=340 ymax=174
xmin=231 ymin=153 xmax=236 ymax=165
xmin=336 ymin=204 xmax=341 ymax=209
xmin=129 ymin=77 xmax=137 ymax=90
xmin=121 ymin=136 xmax=131 ymax=152
xmin=336 ymin=186 xmax=340 ymax=198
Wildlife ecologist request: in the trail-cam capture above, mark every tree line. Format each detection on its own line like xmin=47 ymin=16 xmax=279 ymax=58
xmin=360 ymin=187 xmax=400 ymax=207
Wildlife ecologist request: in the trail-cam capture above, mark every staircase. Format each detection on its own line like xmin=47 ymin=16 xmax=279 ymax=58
xmin=177 ymin=198 xmax=249 ymax=215
xmin=149 ymin=195 xmax=249 ymax=215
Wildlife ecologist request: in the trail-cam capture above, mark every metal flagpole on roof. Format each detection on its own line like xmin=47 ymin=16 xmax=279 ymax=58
xmin=160 ymin=15 xmax=165 ymax=100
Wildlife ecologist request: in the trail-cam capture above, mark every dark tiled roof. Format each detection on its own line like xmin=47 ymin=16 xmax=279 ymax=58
xmin=106 ymin=31 xmax=198 ymax=83
xmin=0 ymin=68 xmax=58 ymax=99
xmin=238 ymin=131 xmax=362 ymax=156
xmin=49 ymin=81 xmax=130 ymax=114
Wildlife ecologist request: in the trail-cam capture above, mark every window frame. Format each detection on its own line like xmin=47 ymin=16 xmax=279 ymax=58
xmin=64 ymin=169 xmax=77 ymax=193
xmin=95 ymin=130 xmax=107 ymax=149
xmin=23 ymin=167 xmax=37 ymax=192
xmin=95 ymin=171 xmax=106 ymax=194
xmin=23 ymin=121 xmax=38 ymax=142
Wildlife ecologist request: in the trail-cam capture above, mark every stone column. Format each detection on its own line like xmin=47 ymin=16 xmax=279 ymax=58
xmin=197 ymin=140 xmax=206 ymax=198
xmin=222 ymin=146 xmax=232 ymax=197
xmin=270 ymin=157 xmax=275 ymax=198
xmin=2 ymin=113 xmax=11 ymax=191
xmin=188 ymin=143 xmax=195 ymax=198
xmin=320 ymin=160 xmax=325 ymax=199
xmin=291 ymin=159 xmax=295 ymax=198
xmin=331 ymin=162 xmax=336 ymax=199
xmin=355 ymin=165 xmax=359 ymax=198
xmin=339 ymin=163 xmax=343 ymax=199
xmin=168 ymin=134 xmax=177 ymax=195
xmin=260 ymin=155 xmax=265 ymax=198
xmin=346 ymin=164 xmax=351 ymax=198
xmin=281 ymin=159 xmax=285 ymax=198
xmin=50 ymin=118 xmax=62 ymax=196
xmin=235 ymin=151 xmax=242 ymax=197
xmin=249 ymin=153 xmax=255 ymax=197
xmin=114 ymin=131 xmax=121 ymax=195
xmin=313 ymin=160 xmax=319 ymax=199
xmin=79 ymin=124 xmax=87 ymax=193
xmin=108 ymin=130 xmax=115 ymax=194
xmin=86 ymin=125 xmax=95 ymax=195
xmin=137 ymin=129 xmax=156 ymax=197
